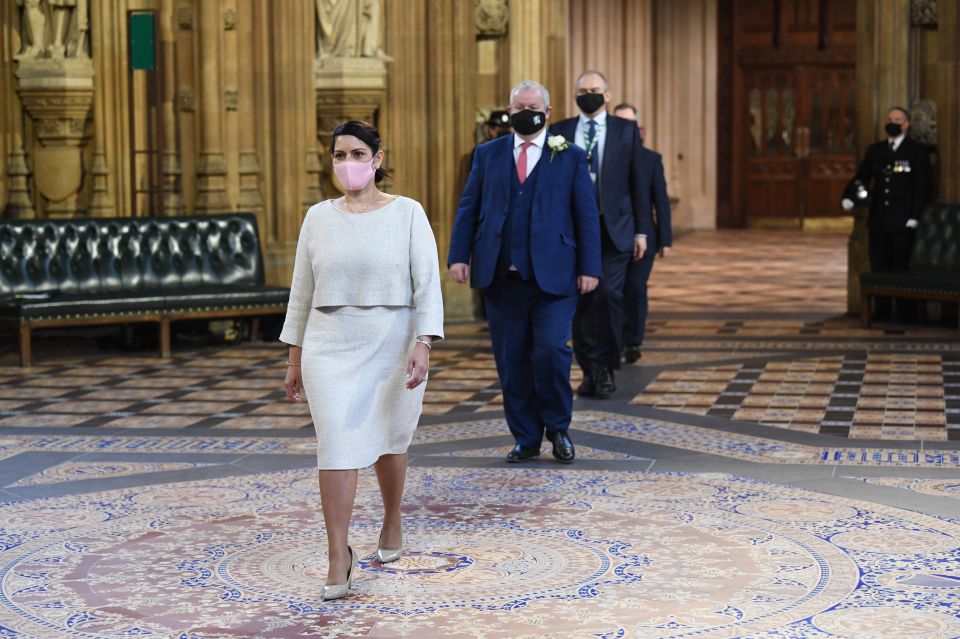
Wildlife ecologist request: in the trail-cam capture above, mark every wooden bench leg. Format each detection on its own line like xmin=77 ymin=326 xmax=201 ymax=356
xmin=250 ymin=317 xmax=262 ymax=343
xmin=19 ymin=322 xmax=32 ymax=368
xmin=860 ymin=290 xmax=871 ymax=328
xmin=159 ymin=317 xmax=171 ymax=358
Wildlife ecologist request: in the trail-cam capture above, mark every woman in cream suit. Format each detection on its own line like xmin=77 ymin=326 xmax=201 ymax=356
xmin=281 ymin=120 xmax=444 ymax=600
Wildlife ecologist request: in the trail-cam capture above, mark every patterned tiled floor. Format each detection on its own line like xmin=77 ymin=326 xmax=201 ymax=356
xmin=2 ymin=229 xmax=960 ymax=638
xmin=2 ymin=466 xmax=960 ymax=639
xmin=633 ymin=353 xmax=960 ymax=440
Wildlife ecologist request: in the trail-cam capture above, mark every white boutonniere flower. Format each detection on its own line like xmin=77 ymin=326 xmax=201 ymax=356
xmin=547 ymin=135 xmax=569 ymax=162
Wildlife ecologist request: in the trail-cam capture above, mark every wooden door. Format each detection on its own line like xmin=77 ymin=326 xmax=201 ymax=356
xmin=723 ymin=0 xmax=857 ymax=228
xmin=797 ymin=67 xmax=857 ymax=221
xmin=743 ymin=68 xmax=799 ymax=220
xmin=742 ymin=66 xmax=857 ymax=223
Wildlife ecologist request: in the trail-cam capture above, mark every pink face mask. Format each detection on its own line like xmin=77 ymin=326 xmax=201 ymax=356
xmin=333 ymin=159 xmax=376 ymax=191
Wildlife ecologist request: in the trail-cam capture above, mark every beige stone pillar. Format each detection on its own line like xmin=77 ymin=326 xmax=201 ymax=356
xmin=385 ymin=0 xmax=429 ymax=201
xmin=3 ymin=0 xmax=36 ymax=218
xmin=264 ymin=0 xmax=314 ymax=285
xmin=508 ymin=0 xmax=567 ymax=116
xmin=425 ymin=0 xmax=477 ymax=319
xmin=88 ymin=0 xmax=116 ymax=215
xmin=937 ymin=1 xmax=960 ymax=202
xmin=158 ymin=0 xmax=183 ymax=215
xmin=850 ymin=0 xmax=911 ymax=313
xmin=222 ymin=0 xmax=239 ymax=208
xmin=654 ymin=0 xmax=717 ymax=230
xmin=236 ymin=0 xmax=264 ymax=226
xmin=194 ymin=0 xmax=230 ymax=213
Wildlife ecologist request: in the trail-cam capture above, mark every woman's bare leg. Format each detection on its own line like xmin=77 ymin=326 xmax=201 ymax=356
xmin=318 ymin=468 xmax=358 ymax=584
xmin=374 ymin=453 xmax=407 ymax=549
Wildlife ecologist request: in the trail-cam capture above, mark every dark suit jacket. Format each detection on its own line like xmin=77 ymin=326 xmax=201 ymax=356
xmin=448 ymin=134 xmax=602 ymax=297
xmin=550 ymin=114 xmax=654 ymax=253
xmin=640 ymin=147 xmax=672 ymax=251
xmin=851 ymin=136 xmax=932 ymax=232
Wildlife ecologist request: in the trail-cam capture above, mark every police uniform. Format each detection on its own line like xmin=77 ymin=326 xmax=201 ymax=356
xmin=848 ymin=135 xmax=932 ymax=317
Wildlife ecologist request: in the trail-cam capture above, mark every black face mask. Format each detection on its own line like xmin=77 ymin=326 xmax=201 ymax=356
xmin=511 ymin=109 xmax=547 ymax=136
xmin=885 ymin=122 xmax=903 ymax=137
xmin=576 ymin=93 xmax=605 ymax=114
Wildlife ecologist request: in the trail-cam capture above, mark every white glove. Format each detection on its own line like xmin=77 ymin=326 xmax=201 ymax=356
xmin=841 ymin=198 xmax=854 ymax=211
xmin=906 ymin=219 xmax=918 ymax=229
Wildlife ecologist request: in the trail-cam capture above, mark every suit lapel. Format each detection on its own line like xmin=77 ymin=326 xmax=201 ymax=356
xmin=600 ymin=115 xmax=617 ymax=178
xmin=496 ymin=135 xmax=516 ymax=203
xmin=534 ymin=132 xmax=551 ymax=203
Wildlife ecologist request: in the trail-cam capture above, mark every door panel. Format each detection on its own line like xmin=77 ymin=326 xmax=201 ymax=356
xmin=727 ymin=0 xmax=856 ymax=228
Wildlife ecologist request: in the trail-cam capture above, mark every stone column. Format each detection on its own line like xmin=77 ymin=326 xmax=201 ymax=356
xmin=194 ymin=0 xmax=230 ymax=213
xmin=509 ymin=0 xmax=567 ymax=114
xmin=88 ymin=0 xmax=115 ymax=215
xmin=236 ymin=0 xmax=264 ymax=224
xmin=850 ymin=0 xmax=911 ymax=312
xmin=3 ymin=0 xmax=36 ymax=218
xmin=265 ymin=0 xmax=314 ymax=285
xmin=425 ymin=0 xmax=477 ymax=319
xmin=156 ymin=0 xmax=183 ymax=215
xmin=937 ymin=0 xmax=960 ymax=202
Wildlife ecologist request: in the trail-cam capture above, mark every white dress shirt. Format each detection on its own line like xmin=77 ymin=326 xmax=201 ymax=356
xmin=513 ymin=128 xmax=547 ymax=178
xmin=574 ymin=110 xmax=607 ymax=176
xmin=889 ymin=134 xmax=905 ymax=151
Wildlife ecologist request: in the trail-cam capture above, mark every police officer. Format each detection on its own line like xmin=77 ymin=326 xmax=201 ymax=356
xmin=843 ymin=106 xmax=932 ymax=320
xmin=483 ymin=110 xmax=512 ymax=141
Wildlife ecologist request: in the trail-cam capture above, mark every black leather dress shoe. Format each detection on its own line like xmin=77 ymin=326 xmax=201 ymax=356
xmin=594 ymin=368 xmax=615 ymax=398
xmin=577 ymin=367 xmax=597 ymax=397
xmin=546 ymin=430 xmax=575 ymax=463
xmin=506 ymin=444 xmax=540 ymax=463
xmin=623 ymin=344 xmax=642 ymax=364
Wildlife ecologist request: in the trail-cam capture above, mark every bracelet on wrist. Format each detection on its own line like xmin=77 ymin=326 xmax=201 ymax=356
xmin=286 ymin=362 xmax=301 ymax=367
xmin=416 ymin=338 xmax=432 ymax=351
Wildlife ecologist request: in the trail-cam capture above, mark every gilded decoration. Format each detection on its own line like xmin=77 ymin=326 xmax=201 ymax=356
xmin=911 ymin=0 xmax=937 ymax=27
xmin=910 ymin=100 xmax=937 ymax=147
xmin=476 ymin=0 xmax=508 ymax=37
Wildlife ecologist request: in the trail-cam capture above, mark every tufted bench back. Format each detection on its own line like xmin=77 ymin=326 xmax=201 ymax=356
xmin=910 ymin=203 xmax=960 ymax=272
xmin=0 ymin=214 xmax=266 ymax=295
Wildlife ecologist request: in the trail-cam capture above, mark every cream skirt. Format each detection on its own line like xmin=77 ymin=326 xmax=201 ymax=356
xmin=300 ymin=305 xmax=425 ymax=469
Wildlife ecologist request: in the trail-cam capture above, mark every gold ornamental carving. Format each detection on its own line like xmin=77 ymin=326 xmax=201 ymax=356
xmin=476 ymin=0 xmax=508 ymax=37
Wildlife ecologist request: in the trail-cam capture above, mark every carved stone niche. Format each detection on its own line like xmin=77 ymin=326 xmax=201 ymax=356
xmin=16 ymin=59 xmax=94 ymax=218
xmin=315 ymin=90 xmax=383 ymax=196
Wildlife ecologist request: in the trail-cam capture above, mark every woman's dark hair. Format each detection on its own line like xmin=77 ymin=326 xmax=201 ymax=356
xmin=330 ymin=120 xmax=390 ymax=183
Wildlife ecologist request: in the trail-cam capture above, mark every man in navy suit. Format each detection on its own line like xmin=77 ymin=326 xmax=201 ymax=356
xmin=449 ymin=80 xmax=602 ymax=464
xmin=550 ymin=71 xmax=653 ymax=397
xmin=613 ymin=103 xmax=673 ymax=363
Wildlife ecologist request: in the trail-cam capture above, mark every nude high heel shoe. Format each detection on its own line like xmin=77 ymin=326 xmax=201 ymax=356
xmin=322 ymin=545 xmax=356 ymax=601
xmin=376 ymin=532 xmax=402 ymax=564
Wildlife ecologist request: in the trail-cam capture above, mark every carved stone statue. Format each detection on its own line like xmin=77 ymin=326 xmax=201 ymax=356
xmin=16 ymin=0 xmax=47 ymax=60
xmin=316 ymin=0 xmax=391 ymax=62
xmin=15 ymin=0 xmax=89 ymax=61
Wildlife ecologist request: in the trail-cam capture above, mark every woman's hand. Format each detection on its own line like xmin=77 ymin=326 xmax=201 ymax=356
xmin=284 ymin=365 xmax=304 ymax=402
xmin=406 ymin=342 xmax=430 ymax=390
xmin=284 ymin=347 xmax=304 ymax=402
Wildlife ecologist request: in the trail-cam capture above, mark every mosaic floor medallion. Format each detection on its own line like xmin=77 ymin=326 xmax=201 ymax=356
xmin=2 ymin=468 xmax=960 ymax=638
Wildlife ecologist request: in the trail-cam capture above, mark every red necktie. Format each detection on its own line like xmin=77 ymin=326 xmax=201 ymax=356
xmin=517 ymin=141 xmax=533 ymax=184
